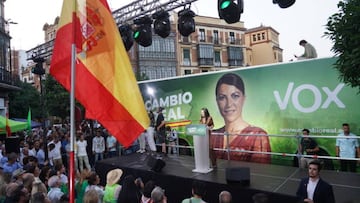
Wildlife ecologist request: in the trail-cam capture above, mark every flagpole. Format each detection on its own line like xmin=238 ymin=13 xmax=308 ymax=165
xmin=69 ymin=0 xmax=77 ymax=202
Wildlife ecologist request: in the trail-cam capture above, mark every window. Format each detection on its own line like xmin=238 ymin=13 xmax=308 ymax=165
xmin=199 ymin=29 xmax=205 ymax=42
xmin=252 ymin=34 xmax=256 ymax=42
xmin=227 ymin=47 xmax=243 ymax=66
xmin=214 ymin=51 xmax=221 ymax=66
xmin=183 ymin=49 xmax=190 ymax=66
xmin=184 ymin=70 xmax=192 ymax=75
xmin=229 ymin=32 xmax=235 ymax=44
xmin=262 ymin=32 xmax=265 ymax=40
xmin=257 ymin=33 xmax=261 ymax=40
xmin=197 ymin=44 xmax=214 ymax=65
xmin=213 ymin=30 xmax=219 ymax=44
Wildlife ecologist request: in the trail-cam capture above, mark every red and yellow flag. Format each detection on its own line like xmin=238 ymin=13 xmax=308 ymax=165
xmin=50 ymin=0 xmax=149 ymax=147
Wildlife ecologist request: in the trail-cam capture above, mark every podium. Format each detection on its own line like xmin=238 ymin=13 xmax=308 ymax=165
xmin=186 ymin=124 xmax=213 ymax=173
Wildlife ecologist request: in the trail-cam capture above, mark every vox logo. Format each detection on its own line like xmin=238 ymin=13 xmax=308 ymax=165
xmin=273 ymin=82 xmax=345 ymax=113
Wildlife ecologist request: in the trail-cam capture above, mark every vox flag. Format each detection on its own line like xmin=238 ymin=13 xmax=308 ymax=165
xmin=50 ymin=0 xmax=149 ymax=147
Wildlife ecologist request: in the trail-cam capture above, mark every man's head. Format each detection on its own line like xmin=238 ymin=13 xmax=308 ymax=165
xmin=192 ymin=180 xmax=206 ymax=198
xmin=299 ymin=39 xmax=307 ymax=46
xmin=219 ymin=190 xmax=232 ymax=203
xmin=342 ymin=123 xmax=350 ymax=134
xmin=308 ymin=160 xmax=322 ymax=179
xmin=302 ymin=129 xmax=310 ymax=135
xmin=151 ymin=186 xmax=166 ymax=203
xmin=158 ymin=107 xmax=164 ymax=113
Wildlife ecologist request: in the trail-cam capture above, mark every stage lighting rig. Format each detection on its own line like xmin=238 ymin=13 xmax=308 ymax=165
xmin=119 ymin=24 xmax=134 ymax=51
xmin=152 ymin=10 xmax=171 ymax=38
xmin=177 ymin=8 xmax=196 ymax=37
xmin=272 ymin=0 xmax=296 ymax=8
xmin=218 ymin=0 xmax=243 ymax=24
xmin=133 ymin=16 xmax=153 ymax=47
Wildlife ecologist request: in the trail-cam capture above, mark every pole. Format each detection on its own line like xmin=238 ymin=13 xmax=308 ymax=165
xmin=69 ymin=1 xmax=77 ymax=202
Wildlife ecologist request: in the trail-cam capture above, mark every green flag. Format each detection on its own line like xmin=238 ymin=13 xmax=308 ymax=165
xmin=27 ymin=108 xmax=31 ymax=131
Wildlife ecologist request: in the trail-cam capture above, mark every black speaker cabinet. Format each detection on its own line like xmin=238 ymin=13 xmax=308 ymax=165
xmin=5 ymin=136 xmax=20 ymax=154
xmin=225 ymin=167 xmax=250 ymax=186
xmin=147 ymin=155 xmax=166 ymax=172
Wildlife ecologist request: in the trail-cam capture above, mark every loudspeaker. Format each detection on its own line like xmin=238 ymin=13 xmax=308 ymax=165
xmin=5 ymin=136 xmax=20 ymax=154
xmin=225 ymin=167 xmax=250 ymax=186
xmin=147 ymin=156 xmax=166 ymax=172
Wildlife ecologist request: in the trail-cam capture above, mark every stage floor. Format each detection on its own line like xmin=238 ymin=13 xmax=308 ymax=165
xmin=95 ymin=153 xmax=360 ymax=203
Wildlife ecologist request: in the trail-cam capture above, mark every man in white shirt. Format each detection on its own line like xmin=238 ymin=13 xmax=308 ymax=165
xmin=92 ymin=129 xmax=105 ymax=163
xmin=296 ymin=160 xmax=335 ymax=203
xmin=47 ymin=175 xmax=64 ymax=203
xmin=336 ymin=123 xmax=360 ymax=172
xmin=106 ymin=134 xmax=118 ymax=158
xmin=77 ymin=133 xmax=91 ymax=171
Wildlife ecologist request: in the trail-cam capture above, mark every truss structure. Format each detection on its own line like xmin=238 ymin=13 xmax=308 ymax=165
xmin=26 ymin=0 xmax=198 ymax=60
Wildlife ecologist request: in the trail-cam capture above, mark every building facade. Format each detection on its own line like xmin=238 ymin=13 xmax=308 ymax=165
xmin=244 ymin=25 xmax=283 ymax=66
xmin=0 ymin=0 xmax=20 ymax=117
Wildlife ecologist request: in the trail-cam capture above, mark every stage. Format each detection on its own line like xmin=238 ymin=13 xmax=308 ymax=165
xmin=95 ymin=153 xmax=360 ymax=203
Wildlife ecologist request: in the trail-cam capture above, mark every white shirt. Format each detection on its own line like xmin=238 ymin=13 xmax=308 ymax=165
xmin=92 ymin=136 xmax=105 ymax=153
xmin=76 ymin=140 xmax=88 ymax=156
xmin=106 ymin=136 xmax=117 ymax=152
xmin=48 ymin=141 xmax=62 ymax=159
xmin=307 ymin=178 xmax=319 ymax=200
xmin=47 ymin=187 xmax=64 ymax=203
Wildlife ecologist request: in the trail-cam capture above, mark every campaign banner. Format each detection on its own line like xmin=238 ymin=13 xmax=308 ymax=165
xmin=138 ymin=57 xmax=360 ymax=165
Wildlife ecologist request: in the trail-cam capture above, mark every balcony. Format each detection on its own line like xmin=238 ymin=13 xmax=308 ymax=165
xmin=0 ymin=69 xmax=13 ymax=85
xmin=226 ymin=38 xmax=242 ymax=45
xmin=198 ymin=58 xmax=213 ymax=66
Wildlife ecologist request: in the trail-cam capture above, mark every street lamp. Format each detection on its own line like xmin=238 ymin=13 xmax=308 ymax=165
xmin=5 ymin=19 xmax=18 ymax=82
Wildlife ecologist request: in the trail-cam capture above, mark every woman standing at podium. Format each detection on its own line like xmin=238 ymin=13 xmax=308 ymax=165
xmin=200 ymin=107 xmax=217 ymax=168
xmin=212 ymin=73 xmax=271 ymax=164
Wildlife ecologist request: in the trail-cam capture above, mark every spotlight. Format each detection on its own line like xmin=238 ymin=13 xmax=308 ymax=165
xmin=272 ymin=0 xmax=296 ymax=8
xmin=218 ymin=0 xmax=243 ymax=24
xmin=152 ymin=10 xmax=171 ymax=38
xmin=119 ymin=24 xmax=134 ymax=51
xmin=133 ymin=16 xmax=153 ymax=47
xmin=178 ymin=9 xmax=196 ymax=37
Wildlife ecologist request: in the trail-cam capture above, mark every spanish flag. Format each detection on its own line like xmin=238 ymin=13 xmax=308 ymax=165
xmin=50 ymin=0 xmax=149 ymax=147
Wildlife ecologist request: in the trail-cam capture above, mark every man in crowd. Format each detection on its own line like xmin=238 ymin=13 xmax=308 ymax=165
xmin=336 ymin=123 xmax=360 ymax=172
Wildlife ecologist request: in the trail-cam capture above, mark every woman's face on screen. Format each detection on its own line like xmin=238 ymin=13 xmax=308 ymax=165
xmin=216 ymin=83 xmax=245 ymax=123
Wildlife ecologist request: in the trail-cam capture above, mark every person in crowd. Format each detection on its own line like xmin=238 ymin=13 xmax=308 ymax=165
xmin=83 ymin=189 xmax=100 ymax=203
xmin=22 ymin=173 xmax=35 ymax=195
xmin=92 ymin=129 xmax=105 ymax=164
xmin=181 ymin=180 xmax=207 ymax=203
xmin=86 ymin=172 xmax=104 ymax=201
xmin=295 ymin=40 xmax=317 ymax=59
xmin=212 ymin=73 xmax=271 ymax=163
xmin=151 ymin=186 xmax=167 ymax=203
xmin=77 ymin=133 xmax=91 ymax=171
xmin=2 ymin=152 xmax=21 ymax=174
xmin=155 ymin=107 xmax=167 ymax=155
xmin=31 ymin=179 xmax=48 ymax=198
xmin=166 ymin=126 xmax=178 ymax=155
xmin=200 ymin=107 xmax=216 ymax=168
xmin=137 ymin=111 xmax=157 ymax=154
xmin=48 ymin=133 xmax=63 ymax=166
xmin=299 ymin=129 xmax=320 ymax=169
xmin=336 ymin=123 xmax=360 ymax=172
xmin=116 ymin=175 xmax=142 ymax=203
xmin=75 ymin=169 xmax=90 ymax=203
xmin=103 ymin=168 xmax=122 ymax=203
xmin=48 ymin=143 xmax=58 ymax=167
xmin=54 ymin=163 xmax=69 ymax=195
xmin=106 ymin=134 xmax=118 ymax=158
xmin=29 ymin=140 xmax=46 ymax=167
xmin=19 ymin=146 xmax=30 ymax=166
xmin=47 ymin=175 xmax=64 ymax=203
xmin=39 ymin=166 xmax=52 ymax=187
xmin=4 ymin=182 xmax=30 ymax=203
xmin=140 ymin=180 xmax=155 ymax=203
xmin=219 ymin=190 xmax=232 ymax=203
xmin=32 ymin=191 xmax=51 ymax=203
xmin=296 ymin=160 xmax=335 ymax=203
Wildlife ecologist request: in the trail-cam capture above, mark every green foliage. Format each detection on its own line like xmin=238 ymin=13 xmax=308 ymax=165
xmin=8 ymin=80 xmax=41 ymax=119
xmin=325 ymin=0 xmax=360 ymax=92
xmin=43 ymin=74 xmax=70 ymax=119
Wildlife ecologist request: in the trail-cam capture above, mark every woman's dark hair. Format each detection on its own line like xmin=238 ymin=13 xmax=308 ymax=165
xmin=117 ymin=175 xmax=141 ymax=203
xmin=87 ymin=172 xmax=98 ymax=185
xmin=201 ymin=108 xmax=210 ymax=118
xmin=143 ymin=180 xmax=155 ymax=198
xmin=39 ymin=166 xmax=51 ymax=184
xmin=192 ymin=180 xmax=206 ymax=197
xmin=215 ymin=73 xmax=245 ymax=96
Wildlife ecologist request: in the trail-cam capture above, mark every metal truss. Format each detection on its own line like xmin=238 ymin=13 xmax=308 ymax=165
xmin=26 ymin=0 xmax=198 ymax=60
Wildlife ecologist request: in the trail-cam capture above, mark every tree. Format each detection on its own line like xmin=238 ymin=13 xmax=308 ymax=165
xmin=43 ymin=74 xmax=70 ymax=119
xmin=8 ymin=80 xmax=42 ymax=119
xmin=325 ymin=0 xmax=360 ymax=92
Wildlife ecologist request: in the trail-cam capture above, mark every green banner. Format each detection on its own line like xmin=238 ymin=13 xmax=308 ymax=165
xmin=139 ymin=57 xmax=360 ymax=165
